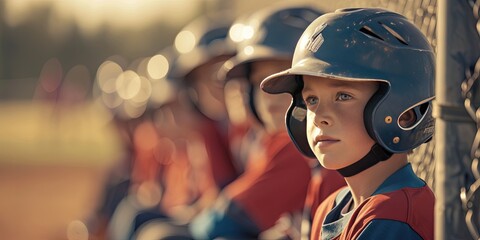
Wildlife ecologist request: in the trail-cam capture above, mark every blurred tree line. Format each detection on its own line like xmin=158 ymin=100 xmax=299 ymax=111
xmin=0 ymin=1 xmax=186 ymax=100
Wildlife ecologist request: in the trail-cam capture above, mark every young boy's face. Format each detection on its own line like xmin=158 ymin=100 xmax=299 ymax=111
xmin=250 ymin=60 xmax=291 ymax=133
xmin=302 ymin=76 xmax=379 ymax=170
xmin=188 ymin=60 xmax=228 ymax=120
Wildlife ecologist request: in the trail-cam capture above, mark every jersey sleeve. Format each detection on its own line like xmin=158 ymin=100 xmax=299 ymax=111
xmin=356 ymin=219 xmax=423 ymax=240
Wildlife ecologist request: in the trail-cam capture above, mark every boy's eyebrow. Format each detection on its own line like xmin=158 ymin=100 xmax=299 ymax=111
xmin=302 ymin=85 xmax=313 ymax=92
xmin=327 ymin=81 xmax=362 ymax=90
xmin=302 ymin=79 xmax=366 ymax=91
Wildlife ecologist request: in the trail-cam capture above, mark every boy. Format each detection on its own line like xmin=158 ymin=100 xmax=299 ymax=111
xmin=261 ymin=8 xmax=435 ymax=240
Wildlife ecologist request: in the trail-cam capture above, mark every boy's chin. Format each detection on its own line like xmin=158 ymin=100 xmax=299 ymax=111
xmin=317 ymin=155 xmax=349 ymax=171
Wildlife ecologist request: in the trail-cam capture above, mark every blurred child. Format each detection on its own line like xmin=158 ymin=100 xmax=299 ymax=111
xmin=172 ymin=13 xmax=240 ymax=191
xmin=125 ymin=15 xmax=242 ymax=240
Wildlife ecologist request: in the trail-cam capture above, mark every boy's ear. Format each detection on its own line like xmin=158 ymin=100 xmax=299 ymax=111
xmin=399 ymin=109 xmax=417 ymax=128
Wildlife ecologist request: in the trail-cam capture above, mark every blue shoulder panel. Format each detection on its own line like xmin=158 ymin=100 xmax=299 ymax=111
xmin=357 ymin=219 xmax=423 ymax=240
xmin=373 ymin=163 xmax=425 ymax=195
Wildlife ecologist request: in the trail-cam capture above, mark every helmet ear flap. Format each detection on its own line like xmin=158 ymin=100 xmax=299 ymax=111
xmin=285 ymin=76 xmax=316 ymax=158
xmin=363 ymin=82 xmax=389 ymax=142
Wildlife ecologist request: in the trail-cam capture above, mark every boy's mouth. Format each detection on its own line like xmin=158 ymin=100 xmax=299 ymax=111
xmin=314 ymin=135 xmax=340 ymax=146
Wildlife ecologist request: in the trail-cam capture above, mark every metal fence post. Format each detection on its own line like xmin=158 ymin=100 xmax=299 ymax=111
xmin=435 ymin=0 xmax=480 ymax=239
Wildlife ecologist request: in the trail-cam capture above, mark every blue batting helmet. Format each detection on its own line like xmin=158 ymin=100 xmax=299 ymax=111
xmin=262 ymin=8 xmax=435 ymax=157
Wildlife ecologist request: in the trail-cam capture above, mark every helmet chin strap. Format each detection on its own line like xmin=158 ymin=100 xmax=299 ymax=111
xmin=337 ymin=143 xmax=392 ymax=177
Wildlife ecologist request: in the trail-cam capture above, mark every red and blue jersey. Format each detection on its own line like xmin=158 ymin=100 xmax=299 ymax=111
xmin=311 ymin=163 xmax=434 ymax=240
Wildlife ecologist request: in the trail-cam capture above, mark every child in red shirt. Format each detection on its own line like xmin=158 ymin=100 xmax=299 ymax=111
xmin=262 ymin=8 xmax=435 ymax=240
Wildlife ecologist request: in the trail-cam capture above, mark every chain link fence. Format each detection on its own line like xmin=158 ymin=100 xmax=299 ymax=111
xmin=459 ymin=1 xmax=480 ymax=238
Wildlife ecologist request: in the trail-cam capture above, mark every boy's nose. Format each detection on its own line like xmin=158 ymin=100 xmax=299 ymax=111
xmin=314 ymin=113 xmax=333 ymax=127
xmin=314 ymin=117 xmax=332 ymax=127
xmin=313 ymin=103 xmax=334 ymax=127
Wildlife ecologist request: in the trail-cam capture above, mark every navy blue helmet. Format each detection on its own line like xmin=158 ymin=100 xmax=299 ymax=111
xmin=262 ymin=8 xmax=435 ymax=157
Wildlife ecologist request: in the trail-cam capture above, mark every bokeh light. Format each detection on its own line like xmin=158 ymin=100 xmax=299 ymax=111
xmin=97 ymin=61 xmax=123 ymax=94
xmin=229 ymin=23 xmax=246 ymax=43
xmin=175 ymin=30 xmax=196 ymax=54
xmin=116 ymin=70 xmax=141 ymax=100
xmin=243 ymin=45 xmax=254 ymax=55
xmin=147 ymin=54 xmax=169 ymax=79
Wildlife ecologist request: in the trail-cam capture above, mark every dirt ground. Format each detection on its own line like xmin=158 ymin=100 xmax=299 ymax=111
xmin=0 ymin=164 xmax=110 ymax=240
xmin=0 ymin=102 xmax=124 ymax=239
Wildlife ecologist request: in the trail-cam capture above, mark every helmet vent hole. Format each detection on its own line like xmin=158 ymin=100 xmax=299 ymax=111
xmin=359 ymin=26 xmax=384 ymax=41
xmin=399 ymin=109 xmax=417 ymax=129
xmin=379 ymin=22 xmax=408 ymax=45
xmin=399 ymin=102 xmax=431 ymax=131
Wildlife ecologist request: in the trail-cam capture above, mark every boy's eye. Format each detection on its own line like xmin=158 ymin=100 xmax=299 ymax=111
xmin=305 ymin=96 xmax=318 ymax=106
xmin=336 ymin=93 xmax=352 ymax=101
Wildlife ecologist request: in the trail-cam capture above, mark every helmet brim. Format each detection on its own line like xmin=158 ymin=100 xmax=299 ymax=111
xmin=219 ymin=45 xmax=292 ymax=81
xmin=261 ymin=59 xmax=388 ymax=94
